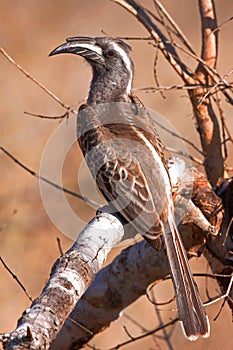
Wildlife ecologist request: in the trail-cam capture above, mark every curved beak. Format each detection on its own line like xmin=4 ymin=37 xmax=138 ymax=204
xmin=49 ymin=36 xmax=105 ymax=65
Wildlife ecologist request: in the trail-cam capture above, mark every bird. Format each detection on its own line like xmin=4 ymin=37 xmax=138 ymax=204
xmin=49 ymin=36 xmax=210 ymax=340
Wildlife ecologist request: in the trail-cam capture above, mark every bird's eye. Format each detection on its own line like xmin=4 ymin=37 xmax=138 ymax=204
xmin=105 ymin=50 xmax=115 ymax=58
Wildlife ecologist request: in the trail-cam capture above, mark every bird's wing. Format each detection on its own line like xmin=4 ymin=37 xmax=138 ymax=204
xmin=91 ymin=139 xmax=167 ymax=236
xmin=77 ymin=102 xmax=168 ymax=236
xmin=129 ymin=93 xmax=167 ymax=166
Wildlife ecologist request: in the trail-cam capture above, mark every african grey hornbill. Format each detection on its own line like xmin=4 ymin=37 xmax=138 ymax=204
xmin=49 ymin=36 xmax=210 ymax=340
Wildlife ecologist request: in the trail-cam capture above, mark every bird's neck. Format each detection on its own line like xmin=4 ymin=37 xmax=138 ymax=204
xmin=87 ymin=71 xmax=132 ymax=105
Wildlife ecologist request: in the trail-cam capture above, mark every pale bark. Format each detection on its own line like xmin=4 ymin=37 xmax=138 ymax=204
xmin=1 ymin=214 xmax=124 ymax=350
xmin=1 ymin=159 xmax=226 ymax=350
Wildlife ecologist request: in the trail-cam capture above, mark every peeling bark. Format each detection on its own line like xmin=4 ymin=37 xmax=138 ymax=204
xmin=1 ymin=214 xmax=125 ymax=350
xmin=2 ymin=159 xmax=230 ymax=350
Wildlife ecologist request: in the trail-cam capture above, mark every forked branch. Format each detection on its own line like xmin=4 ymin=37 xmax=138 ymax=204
xmin=2 ymin=160 xmax=231 ymax=350
xmin=112 ymin=0 xmax=227 ymax=185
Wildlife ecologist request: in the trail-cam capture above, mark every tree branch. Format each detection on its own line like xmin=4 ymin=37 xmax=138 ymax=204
xmin=188 ymin=0 xmax=224 ymax=185
xmin=50 ymin=166 xmax=230 ymax=349
xmin=2 ymin=158 xmax=229 ymax=350
xmin=112 ymin=0 xmax=196 ymax=83
xmin=112 ymin=0 xmax=226 ymax=185
xmin=1 ymin=213 xmax=125 ymax=350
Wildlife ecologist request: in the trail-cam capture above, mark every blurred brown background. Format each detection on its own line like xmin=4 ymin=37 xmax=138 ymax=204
xmin=0 ymin=1 xmax=232 ymax=349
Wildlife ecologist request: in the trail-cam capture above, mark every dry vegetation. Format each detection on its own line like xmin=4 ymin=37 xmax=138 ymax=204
xmin=0 ymin=1 xmax=232 ymax=349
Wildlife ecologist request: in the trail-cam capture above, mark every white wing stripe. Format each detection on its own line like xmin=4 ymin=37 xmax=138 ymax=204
xmin=135 ymin=131 xmax=171 ymax=197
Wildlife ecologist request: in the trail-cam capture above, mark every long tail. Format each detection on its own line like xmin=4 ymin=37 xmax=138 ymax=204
xmin=162 ymin=212 xmax=210 ymax=341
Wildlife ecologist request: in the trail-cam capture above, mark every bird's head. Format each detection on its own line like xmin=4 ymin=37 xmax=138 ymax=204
xmin=49 ymin=36 xmax=134 ymax=103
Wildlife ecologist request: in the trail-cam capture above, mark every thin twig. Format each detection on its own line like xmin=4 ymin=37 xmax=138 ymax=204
xmin=122 ymin=313 xmax=159 ymax=348
xmin=204 ymin=275 xmax=233 ymax=307
xmin=0 ymin=146 xmax=99 ymax=207
xmin=122 ymin=325 xmax=135 ymax=340
xmin=213 ymin=275 xmax=233 ymax=321
xmin=171 ymin=40 xmax=233 ymax=97
xmin=216 ymin=92 xmax=228 ymax=161
xmin=154 ymin=119 xmax=204 ymax=155
xmin=67 ymin=317 xmax=93 ymax=336
xmin=194 ymin=272 xmax=233 ymax=279
xmin=0 ymin=47 xmax=76 ymax=114
xmin=112 ymin=0 xmax=196 ymax=83
xmin=147 ymin=272 xmax=232 ymax=311
xmin=24 ymin=111 xmax=71 ymax=120
xmin=103 ymin=318 xmax=179 ymax=350
xmin=166 ymin=147 xmax=204 ymax=166
xmin=153 ymin=46 xmax=166 ymax=99
xmin=213 ymin=298 xmax=227 ymax=321
xmin=153 ymin=0 xmax=175 ymax=53
xmin=89 ymin=313 xmax=179 ymax=350
xmin=152 ymin=0 xmax=196 ymax=55
xmin=113 ymin=0 xmax=233 ymax=109
xmin=0 ymin=256 xmax=33 ymax=302
xmin=118 ymin=35 xmax=153 ymax=40
xmin=135 ymin=82 xmax=233 ymax=93
xmin=146 ymin=281 xmax=175 ymax=307
xmin=198 ymin=68 xmax=233 ymax=107
xmin=210 ymin=16 xmax=233 ymax=35
xmin=151 ymin=289 xmax=175 ymax=350
xmin=56 ymin=237 xmax=64 ymax=257
xmin=123 ymin=313 xmax=149 ymax=333
xmin=223 ymin=217 xmax=233 ymax=246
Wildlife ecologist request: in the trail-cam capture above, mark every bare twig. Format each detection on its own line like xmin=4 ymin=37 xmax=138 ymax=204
xmin=216 ymin=93 xmax=228 ymax=162
xmin=122 ymin=313 xmax=158 ymax=344
xmin=104 ymin=318 xmax=179 ymax=350
xmin=1 ymin=2 xmax=232 ymax=349
xmin=112 ymin=0 xmax=196 ymax=82
xmin=146 ymin=282 xmax=175 ymax=307
xmin=135 ymin=82 xmax=233 ymax=93
xmin=197 ymin=68 xmax=233 ymax=107
xmin=67 ymin=317 xmax=93 ymax=336
xmin=152 ymin=0 xmax=196 ymax=55
xmin=161 ymin=37 xmax=233 ymax=105
xmin=112 ymin=0 xmax=233 ymax=107
xmin=153 ymin=0 xmax=175 ymax=52
xmin=0 ymin=146 xmax=99 ymax=207
xmin=204 ymin=275 xmax=233 ymax=307
xmin=24 ymin=110 xmax=71 ymax=120
xmin=118 ymin=35 xmax=153 ymax=40
xmin=153 ymin=46 xmax=166 ymax=99
xmin=151 ymin=289 xmax=175 ymax=350
xmin=56 ymin=237 xmax=64 ymax=257
xmin=0 ymin=48 xmax=76 ymax=113
xmin=210 ymin=15 xmax=233 ymax=35
xmin=112 ymin=0 xmax=232 ymax=185
xmin=166 ymin=147 xmax=204 ymax=166
xmin=154 ymin=119 xmax=204 ymax=155
xmin=0 ymin=256 xmax=33 ymax=302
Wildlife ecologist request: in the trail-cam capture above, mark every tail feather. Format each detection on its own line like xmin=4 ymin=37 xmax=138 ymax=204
xmin=162 ymin=213 xmax=210 ymax=341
